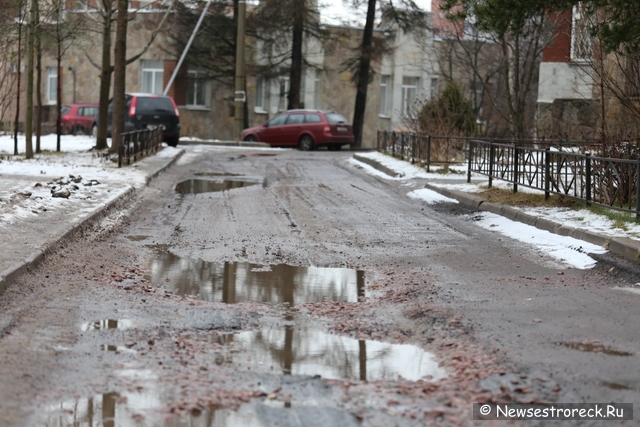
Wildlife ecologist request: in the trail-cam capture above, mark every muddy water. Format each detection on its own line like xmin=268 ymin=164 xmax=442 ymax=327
xmin=216 ymin=326 xmax=447 ymax=382
xmin=80 ymin=319 xmax=133 ymax=331
xmin=146 ymin=252 xmax=366 ymax=304
xmin=174 ymin=178 xmax=262 ymax=194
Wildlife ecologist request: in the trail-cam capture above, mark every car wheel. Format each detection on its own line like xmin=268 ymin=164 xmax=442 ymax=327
xmin=244 ymin=135 xmax=257 ymax=142
xmin=299 ymin=135 xmax=315 ymax=151
xmin=166 ymin=136 xmax=179 ymax=147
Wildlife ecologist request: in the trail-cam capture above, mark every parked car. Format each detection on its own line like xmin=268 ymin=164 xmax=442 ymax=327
xmin=60 ymin=103 xmax=99 ymax=135
xmin=92 ymin=93 xmax=181 ymax=147
xmin=241 ymin=109 xmax=354 ymax=151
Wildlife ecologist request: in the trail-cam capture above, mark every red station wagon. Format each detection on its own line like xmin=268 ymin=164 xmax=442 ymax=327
xmin=60 ymin=103 xmax=99 ymax=135
xmin=241 ymin=110 xmax=354 ymax=151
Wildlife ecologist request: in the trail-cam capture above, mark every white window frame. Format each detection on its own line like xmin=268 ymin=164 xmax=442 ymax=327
xmin=46 ymin=67 xmax=57 ymax=105
xmin=379 ymin=75 xmax=391 ymax=117
xmin=255 ymin=76 xmax=267 ymax=113
xmin=278 ymin=77 xmax=289 ymax=112
xmin=312 ymin=73 xmax=320 ymax=110
xmin=570 ymin=2 xmax=593 ymax=63
xmin=430 ymin=77 xmax=439 ymax=100
xmin=186 ymin=68 xmax=209 ymax=108
xmin=401 ymin=76 xmax=419 ymax=116
xmin=141 ymin=60 xmax=164 ymax=95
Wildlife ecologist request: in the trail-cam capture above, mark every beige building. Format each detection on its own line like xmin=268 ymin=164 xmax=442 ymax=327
xmin=3 ymin=1 xmax=439 ymax=149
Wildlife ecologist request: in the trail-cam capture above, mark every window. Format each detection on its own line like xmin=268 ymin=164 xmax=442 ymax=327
xmin=401 ymin=76 xmax=418 ymax=115
xmin=285 ymin=114 xmax=304 ymax=125
xmin=141 ymin=60 xmax=164 ymax=95
xmin=82 ymin=106 xmax=98 ymax=117
xmin=268 ymin=115 xmax=287 ymax=126
xmin=571 ymin=3 xmax=592 ymax=63
xmin=278 ymin=77 xmax=289 ymax=111
xmin=379 ymin=75 xmax=391 ymax=116
xmin=326 ymin=113 xmax=348 ymax=123
xmin=430 ymin=77 xmax=439 ymax=99
xmin=46 ymin=67 xmax=57 ymax=104
xmin=187 ymin=68 xmax=208 ymax=107
xmin=305 ymin=114 xmax=321 ymax=123
xmin=256 ymin=77 xmax=267 ymax=111
xmin=312 ymin=73 xmax=320 ymax=109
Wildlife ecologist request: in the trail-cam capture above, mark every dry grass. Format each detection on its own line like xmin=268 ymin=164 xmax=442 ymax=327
xmin=476 ymin=187 xmax=576 ymax=208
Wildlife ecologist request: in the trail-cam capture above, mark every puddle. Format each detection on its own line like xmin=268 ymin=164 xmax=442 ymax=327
xmin=81 ymin=319 xmax=133 ymax=331
xmin=555 ymin=341 xmax=633 ymax=357
xmin=99 ymin=344 xmax=136 ymax=354
xmin=194 ymin=172 xmax=240 ymax=177
xmin=216 ymin=326 xmax=446 ymax=382
xmin=145 ymin=253 xmax=366 ymax=305
xmin=174 ymin=178 xmax=262 ymax=194
xmin=38 ymin=395 xmax=281 ymax=427
xmin=126 ymin=235 xmax=151 ymax=241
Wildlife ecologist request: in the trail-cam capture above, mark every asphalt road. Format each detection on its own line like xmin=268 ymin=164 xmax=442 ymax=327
xmin=0 ymin=147 xmax=638 ymax=426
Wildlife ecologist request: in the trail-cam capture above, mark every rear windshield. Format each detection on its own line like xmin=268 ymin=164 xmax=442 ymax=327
xmin=136 ymin=97 xmax=174 ymax=113
xmin=326 ymin=113 xmax=348 ymax=124
xmin=61 ymin=106 xmax=71 ymax=116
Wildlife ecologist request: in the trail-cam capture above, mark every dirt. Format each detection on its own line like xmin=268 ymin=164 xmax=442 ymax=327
xmin=0 ymin=148 xmax=638 ymax=427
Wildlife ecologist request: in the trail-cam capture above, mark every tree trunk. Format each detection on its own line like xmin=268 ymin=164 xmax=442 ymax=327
xmin=25 ymin=0 xmax=36 ymax=159
xmin=35 ymin=11 xmax=42 ymax=154
xmin=287 ymin=0 xmax=304 ymax=110
xmin=111 ymin=0 xmax=128 ymax=154
xmin=352 ymin=0 xmax=376 ymax=148
xmin=56 ymin=47 xmax=62 ymax=152
xmin=95 ymin=0 xmax=113 ymax=151
xmin=13 ymin=4 xmax=22 ymax=156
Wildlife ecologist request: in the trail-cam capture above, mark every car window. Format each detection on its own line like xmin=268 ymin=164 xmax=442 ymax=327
xmin=267 ymin=115 xmax=287 ymax=127
xmin=305 ymin=114 xmax=321 ymax=123
xmin=286 ymin=114 xmax=305 ymax=125
xmin=326 ymin=113 xmax=348 ymax=124
xmin=61 ymin=106 xmax=71 ymax=116
xmin=136 ymin=97 xmax=174 ymax=113
xmin=83 ymin=107 xmax=98 ymax=117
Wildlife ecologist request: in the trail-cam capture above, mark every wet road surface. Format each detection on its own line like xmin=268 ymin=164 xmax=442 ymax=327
xmin=0 ymin=146 xmax=638 ymax=426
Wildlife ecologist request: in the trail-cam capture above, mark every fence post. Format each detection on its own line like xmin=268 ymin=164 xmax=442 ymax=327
xmin=391 ymin=132 xmax=396 ymax=157
xmin=377 ymin=131 xmax=380 ymax=151
xmin=513 ymin=145 xmax=519 ymax=193
xmin=467 ymin=139 xmax=473 ymax=183
xmin=383 ymin=131 xmax=388 ymax=153
xmin=118 ymin=134 xmax=123 ymax=168
xmin=636 ymin=158 xmax=640 ymax=218
xmin=544 ymin=147 xmax=550 ymax=200
xmin=411 ymin=134 xmax=416 ymax=164
xmin=488 ymin=142 xmax=494 ymax=188
xmin=400 ymin=133 xmax=405 ymax=160
xmin=426 ymin=135 xmax=432 ymax=173
xmin=585 ymin=153 xmax=591 ymax=206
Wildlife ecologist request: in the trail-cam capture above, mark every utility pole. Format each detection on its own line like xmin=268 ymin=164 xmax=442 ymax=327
xmin=234 ymin=0 xmax=246 ymax=140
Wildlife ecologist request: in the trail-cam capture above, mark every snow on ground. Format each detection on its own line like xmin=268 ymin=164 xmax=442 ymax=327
xmin=350 ymin=151 xmax=626 ymax=270
xmin=468 ymin=212 xmax=607 ymax=270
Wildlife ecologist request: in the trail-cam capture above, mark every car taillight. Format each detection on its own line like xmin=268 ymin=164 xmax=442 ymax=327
xmin=170 ymin=98 xmax=180 ymax=118
xmin=129 ymin=97 xmax=137 ymax=117
xmin=323 ymin=125 xmax=331 ymax=135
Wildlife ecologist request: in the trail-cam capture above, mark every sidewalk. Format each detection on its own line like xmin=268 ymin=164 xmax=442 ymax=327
xmin=0 ymin=135 xmax=185 ymax=295
xmin=352 ymin=152 xmax=640 ymax=264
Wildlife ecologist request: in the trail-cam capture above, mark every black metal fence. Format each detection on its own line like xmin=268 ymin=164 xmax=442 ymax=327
xmin=118 ymin=127 xmax=163 ymax=167
xmin=376 ymin=130 xmax=640 ymax=216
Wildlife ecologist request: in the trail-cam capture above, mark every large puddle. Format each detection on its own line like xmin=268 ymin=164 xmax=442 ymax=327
xmin=174 ymin=178 xmax=262 ymax=194
xmin=216 ymin=326 xmax=446 ymax=382
xmin=145 ymin=252 xmax=366 ymax=305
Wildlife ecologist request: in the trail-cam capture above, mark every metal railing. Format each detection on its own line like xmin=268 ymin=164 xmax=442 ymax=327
xmin=377 ymin=131 xmax=640 ymax=216
xmin=118 ymin=127 xmax=163 ymax=167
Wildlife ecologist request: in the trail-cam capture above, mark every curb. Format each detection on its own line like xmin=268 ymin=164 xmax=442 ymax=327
xmin=178 ymin=139 xmax=270 ymax=148
xmin=353 ymin=154 xmax=640 ymax=263
xmin=0 ymin=150 xmax=183 ymax=296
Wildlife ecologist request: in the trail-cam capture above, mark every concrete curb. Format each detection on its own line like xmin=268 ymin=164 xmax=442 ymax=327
xmin=178 ymin=139 xmax=270 ymax=148
xmin=0 ymin=150 xmax=183 ymax=296
xmin=356 ymin=155 xmax=640 ymax=263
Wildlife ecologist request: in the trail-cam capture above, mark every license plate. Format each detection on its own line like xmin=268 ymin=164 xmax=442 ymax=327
xmin=337 ymin=126 xmax=347 ymax=132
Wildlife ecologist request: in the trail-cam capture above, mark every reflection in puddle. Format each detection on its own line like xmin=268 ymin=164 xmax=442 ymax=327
xmin=218 ymin=327 xmax=446 ymax=382
xmin=193 ymin=172 xmax=240 ymax=177
xmin=555 ymin=341 xmax=633 ymax=357
xmin=146 ymin=253 xmax=366 ymax=305
xmin=39 ymin=396 xmax=277 ymax=427
xmin=81 ymin=319 xmax=133 ymax=331
xmin=174 ymin=179 xmax=261 ymax=194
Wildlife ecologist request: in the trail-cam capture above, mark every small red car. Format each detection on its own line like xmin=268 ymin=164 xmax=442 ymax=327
xmin=242 ymin=109 xmax=354 ymax=150
xmin=60 ymin=103 xmax=99 ymax=135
